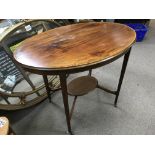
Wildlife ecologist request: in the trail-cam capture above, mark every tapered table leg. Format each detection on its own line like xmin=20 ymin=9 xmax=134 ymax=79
xmin=88 ymin=69 xmax=92 ymax=76
xmin=43 ymin=75 xmax=51 ymax=103
xmin=114 ymin=48 xmax=131 ymax=107
xmin=59 ymin=74 xmax=73 ymax=135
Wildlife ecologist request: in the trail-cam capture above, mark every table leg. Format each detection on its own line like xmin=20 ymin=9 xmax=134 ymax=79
xmin=59 ymin=74 xmax=73 ymax=135
xmin=88 ymin=69 xmax=92 ymax=76
xmin=43 ymin=75 xmax=51 ymax=103
xmin=114 ymin=48 xmax=131 ymax=107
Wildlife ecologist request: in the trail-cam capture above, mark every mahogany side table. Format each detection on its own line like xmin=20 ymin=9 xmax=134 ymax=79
xmin=13 ymin=22 xmax=136 ymax=134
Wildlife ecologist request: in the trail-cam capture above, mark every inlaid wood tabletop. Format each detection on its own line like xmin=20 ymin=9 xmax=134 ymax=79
xmin=14 ymin=22 xmax=136 ymax=72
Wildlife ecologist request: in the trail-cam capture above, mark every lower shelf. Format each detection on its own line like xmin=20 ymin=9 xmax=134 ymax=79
xmin=67 ymin=76 xmax=98 ymax=96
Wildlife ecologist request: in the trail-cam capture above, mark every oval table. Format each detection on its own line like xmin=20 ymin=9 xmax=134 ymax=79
xmin=13 ymin=22 xmax=136 ymax=134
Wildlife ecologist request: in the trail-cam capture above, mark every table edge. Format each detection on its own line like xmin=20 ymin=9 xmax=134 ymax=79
xmin=14 ymin=40 xmax=135 ymax=74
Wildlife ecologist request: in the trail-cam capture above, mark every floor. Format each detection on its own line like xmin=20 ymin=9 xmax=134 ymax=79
xmin=1 ymin=20 xmax=155 ymax=135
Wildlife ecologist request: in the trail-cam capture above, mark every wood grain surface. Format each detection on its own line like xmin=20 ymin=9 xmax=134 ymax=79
xmin=14 ymin=22 xmax=136 ymax=70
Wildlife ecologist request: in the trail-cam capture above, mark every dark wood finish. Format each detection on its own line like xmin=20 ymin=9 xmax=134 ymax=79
xmin=43 ymin=75 xmax=51 ymax=103
xmin=14 ymin=22 xmax=136 ymax=72
xmin=88 ymin=69 xmax=92 ymax=76
xmin=13 ymin=22 xmax=136 ymax=134
xmin=114 ymin=48 xmax=131 ymax=107
xmin=68 ymin=75 xmax=97 ymax=121
xmin=60 ymin=74 xmax=72 ymax=135
xmin=69 ymin=96 xmax=77 ymax=120
xmin=68 ymin=76 xmax=98 ymax=96
xmin=97 ymin=85 xmax=116 ymax=95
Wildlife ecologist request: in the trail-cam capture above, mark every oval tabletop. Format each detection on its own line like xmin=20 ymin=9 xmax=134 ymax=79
xmin=14 ymin=22 xmax=136 ymax=72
